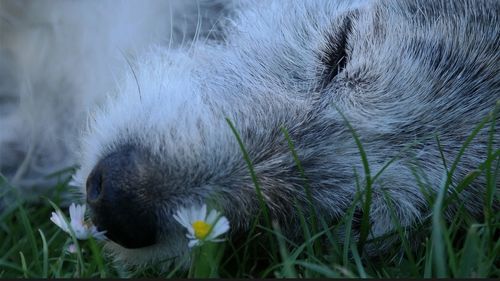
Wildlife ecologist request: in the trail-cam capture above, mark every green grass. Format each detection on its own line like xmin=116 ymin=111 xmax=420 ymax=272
xmin=0 ymin=108 xmax=499 ymax=278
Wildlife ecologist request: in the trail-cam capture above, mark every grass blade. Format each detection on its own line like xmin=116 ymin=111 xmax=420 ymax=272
xmin=37 ymin=229 xmax=49 ymax=278
xmin=335 ymin=107 xmax=373 ymax=253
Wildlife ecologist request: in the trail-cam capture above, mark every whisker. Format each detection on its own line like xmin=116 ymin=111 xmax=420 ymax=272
xmin=121 ymin=50 xmax=142 ymax=102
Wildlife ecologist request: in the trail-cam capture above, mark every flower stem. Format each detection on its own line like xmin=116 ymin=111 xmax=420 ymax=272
xmin=190 ymin=242 xmax=222 ymax=278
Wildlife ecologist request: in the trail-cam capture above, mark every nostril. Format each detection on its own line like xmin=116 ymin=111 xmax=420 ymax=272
xmin=86 ymin=169 xmax=103 ymax=203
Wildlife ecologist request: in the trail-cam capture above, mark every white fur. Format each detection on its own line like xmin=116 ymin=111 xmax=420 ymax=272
xmin=1 ymin=0 xmax=498 ymax=267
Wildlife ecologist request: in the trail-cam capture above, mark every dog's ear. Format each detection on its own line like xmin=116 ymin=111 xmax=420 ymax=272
xmin=170 ymin=0 xmax=237 ymax=43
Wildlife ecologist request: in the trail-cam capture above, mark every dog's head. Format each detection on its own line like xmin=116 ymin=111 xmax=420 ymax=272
xmin=73 ymin=0 xmax=499 ymax=266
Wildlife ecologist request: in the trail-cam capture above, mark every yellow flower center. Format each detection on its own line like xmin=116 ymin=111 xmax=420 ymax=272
xmin=192 ymin=220 xmax=212 ymax=239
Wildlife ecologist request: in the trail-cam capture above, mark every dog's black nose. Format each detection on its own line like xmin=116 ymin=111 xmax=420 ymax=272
xmin=86 ymin=146 xmax=157 ymax=249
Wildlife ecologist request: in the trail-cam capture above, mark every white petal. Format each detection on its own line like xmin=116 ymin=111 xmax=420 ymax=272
xmin=70 ymin=219 xmax=84 ymax=234
xmin=189 ymin=205 xmax=199 ymax=222
xmin=205 ymin=209 xmax=219 ymax=225
xmin=175 ymin=208 xmax=187 ymax=221
xmin=50 ymin=212 xmax=69 ymax=232
xmin=93 ymin=232 xmax=107 ymax=241
xmin=74 ymin=228 xmax=89 ymax=240
xmin=173 ymin=212 xmax=191 ymax=230
xmin=189 ymin=204 xmax=203 ymax=222
xmin=186 ymin=206 xmax=194 ymax=221
xmin=66 ymin=243 xmax=78 ymax=254
xmin=207 ymin=217 xmax=229 ymax=240
xmin=89 ymin=226 xmax=107 ymax=240
xmin=186 ymin=225 xmax=195 ymax=236
xmin=49 ymin=212 xmax=62 ymax=228
xmin=188 ymin=239 xmax=200 ymax=248
xmin=199 ymin=204 xmax=207 ymax=221
xmin=184 ymin=206 xmax=197 ymax=225
xmin=68 ymin=203 xmax=78 ymax=222
xmin=79 ymin=204 xmax=86 ymax=218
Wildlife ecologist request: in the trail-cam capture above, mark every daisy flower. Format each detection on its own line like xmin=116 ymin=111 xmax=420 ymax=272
xmin=173 ymin=204 xmax=230 ymax=248
xmin=50 ymin=203 xmax=107 ymax=240
xmin=66 ymin=243 xmax=78 ymax=254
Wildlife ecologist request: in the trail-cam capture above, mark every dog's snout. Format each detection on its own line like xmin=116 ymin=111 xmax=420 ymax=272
xmin=86 ymin=146 xmax=156 ymax=249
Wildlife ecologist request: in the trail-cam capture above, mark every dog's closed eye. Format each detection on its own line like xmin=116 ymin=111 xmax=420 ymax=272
xmin=318 ymin=13 xmax=357 ymax=89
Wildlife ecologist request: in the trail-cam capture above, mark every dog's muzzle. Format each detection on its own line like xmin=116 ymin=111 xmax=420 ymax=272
xmin=86 ymin=146 xmax=157 ymax=249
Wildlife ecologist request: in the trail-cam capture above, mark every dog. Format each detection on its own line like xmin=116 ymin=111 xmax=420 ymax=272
xmin=1 ymin=0 xmax=498 ymax=267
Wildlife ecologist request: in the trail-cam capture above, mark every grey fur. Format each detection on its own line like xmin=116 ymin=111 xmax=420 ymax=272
xmin=1 ymin=0 xmax=499 ymax=266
